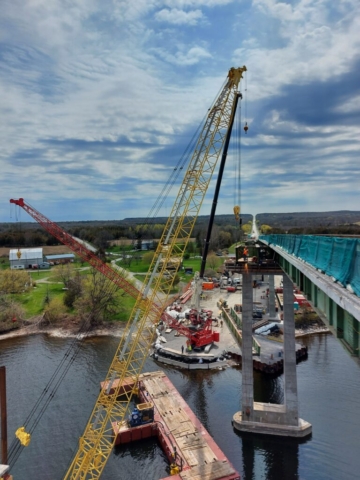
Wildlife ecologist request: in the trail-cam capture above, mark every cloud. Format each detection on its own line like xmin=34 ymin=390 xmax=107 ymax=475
xmin=233 ymin=0 xmax=360 ymax=99
xmin=155 ymin=8 xmax=204 ymax=25
xmin=1 ymin=0 xmax=359 ymax=223
xmin=154 ymin=45 xmax=212 ymax=65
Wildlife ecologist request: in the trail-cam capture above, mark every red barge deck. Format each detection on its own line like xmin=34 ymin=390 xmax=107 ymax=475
xmin=101 ymin=371 xmax=240 ymax=480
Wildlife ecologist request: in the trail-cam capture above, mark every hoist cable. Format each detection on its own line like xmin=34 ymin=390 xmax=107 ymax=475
xmin=7 ymin=316 xmax=93 ymax=468
xmin=133 ymin=79 xmax=227 ymax=231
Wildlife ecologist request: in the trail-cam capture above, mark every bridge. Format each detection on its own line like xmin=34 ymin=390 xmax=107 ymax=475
xmin=232 ymin=232 xmax=360 ymax=438
xmin=260 ymin=234 xmax=360 ymax=357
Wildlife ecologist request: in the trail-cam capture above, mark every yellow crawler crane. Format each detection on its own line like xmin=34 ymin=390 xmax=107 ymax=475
xmin=64 ymin=65 xmax=247 ymax=479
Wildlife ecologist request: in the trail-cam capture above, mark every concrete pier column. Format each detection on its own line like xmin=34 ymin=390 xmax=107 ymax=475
xmin=241 ymin=271 xmax=254 ymax=420
xmin=233 ymin=269 xmax=311 ymax=438
xmin=268 ymin=274 xmax=276 ymax=318
xmin=283 ymin=274 xmax=299 ymax=425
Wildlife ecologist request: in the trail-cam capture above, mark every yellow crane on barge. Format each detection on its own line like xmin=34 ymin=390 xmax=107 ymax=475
xmin=11 ymin=66 xmax=247 ymax=479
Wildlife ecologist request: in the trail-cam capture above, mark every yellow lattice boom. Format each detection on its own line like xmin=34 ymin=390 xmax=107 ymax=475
xmin=64 ymin=65 xmax=246 ymax=479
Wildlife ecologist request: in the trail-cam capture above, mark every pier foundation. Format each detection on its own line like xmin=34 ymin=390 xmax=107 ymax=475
xmin=233 ymin=272 xmax=312 ymax=438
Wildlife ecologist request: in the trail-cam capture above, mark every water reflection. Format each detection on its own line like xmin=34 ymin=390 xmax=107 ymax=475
xmin=238 ymin=431 xmax=311 ymax=480
xmin=253 ymin=371 xmax=284 ymax=405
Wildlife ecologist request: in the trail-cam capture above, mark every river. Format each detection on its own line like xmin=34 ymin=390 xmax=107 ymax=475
xmin=0 ymin=331 xmax=359 ymax=480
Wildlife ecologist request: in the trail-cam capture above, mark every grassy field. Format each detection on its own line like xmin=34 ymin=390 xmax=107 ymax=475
xmin=13 ymin=282 xmax=65 ymax=317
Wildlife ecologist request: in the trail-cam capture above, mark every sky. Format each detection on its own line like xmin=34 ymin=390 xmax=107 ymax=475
xmin=1 ymin=0 xmax=360 ymax=223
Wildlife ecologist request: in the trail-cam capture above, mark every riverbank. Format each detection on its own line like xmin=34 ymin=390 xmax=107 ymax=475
xmin=0 ymin=318 xmax=330 ymax=345
xmin=0 ymin=317 xmax=126 ymax=341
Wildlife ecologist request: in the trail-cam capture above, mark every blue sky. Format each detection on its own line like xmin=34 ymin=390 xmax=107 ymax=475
xmin=1 ymin=0 xmax=360 ymax=222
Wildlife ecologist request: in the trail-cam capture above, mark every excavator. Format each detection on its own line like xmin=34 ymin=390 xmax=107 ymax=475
xmin=10 ymin=66 xmax=247 ymax=479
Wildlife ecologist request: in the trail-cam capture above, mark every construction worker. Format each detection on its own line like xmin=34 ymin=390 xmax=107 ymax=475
xmin=243 ymin=247 xmax=249 ymax=262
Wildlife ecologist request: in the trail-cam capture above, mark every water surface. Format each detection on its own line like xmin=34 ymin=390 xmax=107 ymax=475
xmin=1 ymin=332 xmax=359 ymax=479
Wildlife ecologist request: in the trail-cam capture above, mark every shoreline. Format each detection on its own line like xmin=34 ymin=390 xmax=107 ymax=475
xmin=0 ymin=321 xmax=126 ymax=341
xmin=1 ymin=322 xmax=331 ymax=343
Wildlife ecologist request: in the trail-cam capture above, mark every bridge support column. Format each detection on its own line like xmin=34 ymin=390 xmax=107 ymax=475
xmin=241 ymin=272 xmax=254 ymax=420
xmin=233 ymin=272 xmax=312 ymax=438
xmin=268 ymin=274 xmax=276 ymax=319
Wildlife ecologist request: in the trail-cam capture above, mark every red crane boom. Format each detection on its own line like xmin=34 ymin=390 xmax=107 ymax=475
xmin=9 ymin=198 xmax=161 ymax=315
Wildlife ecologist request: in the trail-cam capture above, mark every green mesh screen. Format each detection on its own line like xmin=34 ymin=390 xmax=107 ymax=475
xmin=260 ymin=235 xmax=360 ymax=297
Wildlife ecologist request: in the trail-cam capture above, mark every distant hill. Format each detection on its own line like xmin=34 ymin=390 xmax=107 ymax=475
xmin=121 ymin=214 xmax=253 ymax=227
xmin=255 ymin=211 xmax=360 ymax=229
xmin=2 ymin=211 xmax=360 ymax=231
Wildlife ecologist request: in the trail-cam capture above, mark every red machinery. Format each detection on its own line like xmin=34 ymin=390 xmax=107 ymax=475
xmin=167 ymin=308 xmax=218 ymax=348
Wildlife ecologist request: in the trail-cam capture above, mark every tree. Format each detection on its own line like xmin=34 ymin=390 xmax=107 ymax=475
xmin=74 ymin=269 xmax=125 ymax=326
xmin=43 ymin=297 xmax=66 ymax=325
xmin=260 ymin=224 xmax=272 ymax=234
xmin=63 ymin=273 xmax=83 ymax=308
xmin=218 ymin=231 xmax=232 ymax=249
xmin=54 ymin=263 xmax=76 ymax=287
xmin=0 ymin=270 xmax=30 ymax=294
xmin=206 ymin=254 xmax=222 ymax=271
xmin=142 ymin=251 xmax=155 ymax=265
xmin=94 ymin=230 xmax=114 ymax=251
xmin=0 ymin=295 xmax=25 ymax=331
xmin=186 ymin=241 xmax=195 ymax=254
xmin=242 ymin=222 xmax=252 ymax=235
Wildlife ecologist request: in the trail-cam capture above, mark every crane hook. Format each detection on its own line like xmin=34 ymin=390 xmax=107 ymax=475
xmin=244 ymin=122 xmax=249 ymax=134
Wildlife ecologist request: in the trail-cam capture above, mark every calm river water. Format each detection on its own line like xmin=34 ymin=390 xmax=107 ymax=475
xmin=1 ymin=332 xmax=359 ymax=480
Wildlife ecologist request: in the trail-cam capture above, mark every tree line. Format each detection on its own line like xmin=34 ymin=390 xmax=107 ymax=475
xmin=1 ymin=218 xmax=358 ymax=254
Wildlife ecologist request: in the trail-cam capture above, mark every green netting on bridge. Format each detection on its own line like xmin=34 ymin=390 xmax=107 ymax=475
xmin=260 ymin=235 xmax=360 ymax=297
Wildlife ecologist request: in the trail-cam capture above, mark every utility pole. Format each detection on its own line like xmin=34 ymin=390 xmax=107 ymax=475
xmin=0 ymin=365 xmax=11 ymax=479
xmin=0 ymin=366 xmax=8 ymax=466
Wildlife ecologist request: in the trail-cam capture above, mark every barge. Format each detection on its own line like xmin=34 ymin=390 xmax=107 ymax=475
xmin=101 ymin=371 xmax=240 ymax=480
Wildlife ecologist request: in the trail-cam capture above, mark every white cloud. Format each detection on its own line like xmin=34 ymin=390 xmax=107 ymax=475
xmin=336 ymin=95 xmax=360 ymax=114
xmin=233 ymin=1 xmax=360 ymax=100
xmin=155 ymin=8 xmax=203 ymax=25
xmin=154 ymin=45 xmax=212 ymax=65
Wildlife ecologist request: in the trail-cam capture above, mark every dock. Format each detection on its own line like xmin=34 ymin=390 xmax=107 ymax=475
xmin=103 ymin=371 xmax=240 ymax=480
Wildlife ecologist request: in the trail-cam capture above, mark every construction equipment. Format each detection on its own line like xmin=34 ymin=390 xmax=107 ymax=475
xmin=9 ymin=198 xmax=216 ymax=348
xmin=128 ymin=402 xmax=154 ymax=428
xmin=13 ymin=66 xmax=247 ymax=478
xmin=167 ymin=308 xmax=217 ymax=348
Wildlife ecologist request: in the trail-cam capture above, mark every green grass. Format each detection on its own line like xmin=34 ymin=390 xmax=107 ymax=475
xmin=182 ymin=257 xmax=202 ymax=270
xmin=133 ymin=274 xmax=147 ymax=282
xmin=12 ymin=283 xmax=66 ymax=317
xmin=113 ymin=296 xmax=137 ymax=322
xmin=30 ymin=270 xmax=54 ymax=281
xmin=0 ymin=260 xmax=9 ymax=270
xmin=107 ymin=245 xmax=135 ymax=253
xmin=114 ymin=259 xmax=150 ymax=273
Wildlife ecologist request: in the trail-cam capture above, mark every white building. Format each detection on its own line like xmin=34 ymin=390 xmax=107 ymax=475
xmin=9 ymin=248 xmax=43 ymax=269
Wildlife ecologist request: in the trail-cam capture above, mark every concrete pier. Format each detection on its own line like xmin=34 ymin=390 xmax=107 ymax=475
xmin=233 ymin=272 xmax=312 ymax=438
